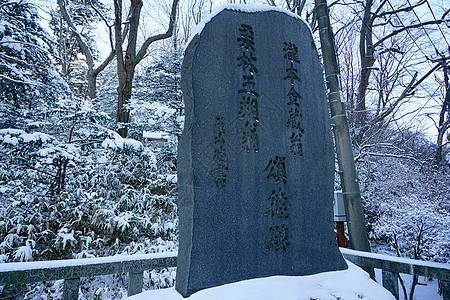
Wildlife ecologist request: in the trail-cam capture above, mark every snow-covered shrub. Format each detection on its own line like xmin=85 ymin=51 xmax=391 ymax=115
xmin=357 ymin=144 xmax=450 ymax=263
xmin=0 ymin=104 xmax=178 ymax=261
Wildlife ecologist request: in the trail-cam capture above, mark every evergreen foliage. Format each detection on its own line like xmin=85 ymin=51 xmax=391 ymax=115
xmin=130 ymin=48 xmax=183 ymax=140
xmin=0 ymin=0 xmax=70 ymax=129
xmin=0 ymin=33 xmax=181 ymax=298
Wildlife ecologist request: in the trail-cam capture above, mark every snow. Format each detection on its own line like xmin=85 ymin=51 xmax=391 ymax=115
xmin=166 ymin=174 xmax=177 ymax=183
xmin=37 ymin=147 xmax=57 ymax=157
xmin=0 ymin=252 xmax=178 ymax=272
xmin=13 ymin=240 xmax=35 ymax=262
xmin=1 ymin=36 xmax=23 ymax=52
xmin=396 ymin=274 xmax=442 ymax=300
xmin=0 ymin=20 xmax=6 ymax=33
xmin=143 ymin=131 xmax=169 ymax=140
xmin=341 ymin=248 xmax=450 ymax=270
xmin=185 ymin=4 xmax=312 ymax=49
xmin=102 ymin=137 xmax=143 ymax=151
xmin=114 ymin=213 xmax=132 ymax=232
xmin=56 ymin=228 xmax=76 ymax=249
xmin=0 ymin=129 xmax=53 ymax=145
xmin=373 ymin=269 xmax=443 ymax=300
xmin=128 ymin=261 xmax=395 ymax=300
xmin=2 ymin=135 xmax=18 ymax=145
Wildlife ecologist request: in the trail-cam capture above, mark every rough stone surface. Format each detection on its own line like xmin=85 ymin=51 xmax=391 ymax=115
xmin=176 ymin=8 xmax=347 ymax=297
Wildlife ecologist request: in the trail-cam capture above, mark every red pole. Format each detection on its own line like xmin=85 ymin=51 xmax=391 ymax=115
xmin=336 ymin=221 xmax=346 ymax=247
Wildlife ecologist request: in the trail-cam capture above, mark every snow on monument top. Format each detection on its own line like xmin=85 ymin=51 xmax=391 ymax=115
xmin=185 ymin=4 xmax=313 ymax=48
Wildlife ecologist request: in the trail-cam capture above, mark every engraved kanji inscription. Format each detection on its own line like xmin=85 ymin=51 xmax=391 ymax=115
xmin=237 ymin=24 xmax=256 ymax=51
xmin=265 ymin=156 xmax=290 ymax=251
xmin=264 ymin=156 xmax=287 ymax=185
xmin=283 ymin=41 xmax=304 ymax=156
xmin=267 ymin=225 xmax=290 ymax=252
xmin=238 ymin=75 xmax=259 ymax=97
xmin=237 ymin=24 xmax=259 ymax=152
xmin=211 ymin=116 xmax=228 ymax=187
xmin=289 ymin=131 xmax=304 ymax=155
xmin=283 ymin=42 xmax=300 ymax=63
xmin=266 ymin=187 xmax=289 ymax=219
xmin=239 ymin=96 xmax=259 ymax=116
xmin=242 ymin=120 xmax=259 ymax=151
xmin=237 ymin=52 xmax=258 ymax=73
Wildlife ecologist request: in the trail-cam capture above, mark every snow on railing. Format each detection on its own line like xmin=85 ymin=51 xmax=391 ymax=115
xmin=0 ymin=249 xmax=448 ymax=300
xmin=341 ymin=248 xmax=450 ymax=299
xmin=0 ymin=251 xmax=178 ymax=299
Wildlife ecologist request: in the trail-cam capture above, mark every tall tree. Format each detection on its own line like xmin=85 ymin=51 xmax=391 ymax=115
xmin=353 ymin=0 xmax=449 ymax=130
xmin=314 ymin=0 xmax=371 ymax=255
xmin=129 ymin=48 xmax=183 ymax=140
xmin=434 ymin=61 xmax=450 ymax=164
xmin=0 ymin=0 xmax=70 ymax=128
xmin=114 ymin=0 xmax=180 ymax=138
xmin=57 ymin=0 xmax=116 ymax=99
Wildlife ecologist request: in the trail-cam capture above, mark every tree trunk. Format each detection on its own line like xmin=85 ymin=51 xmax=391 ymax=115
xmin=435 ymin=85 xmax=450 ymax=164
xmin=314 ymin=0 xmax=372 ymax=255
xmin=113 ymin=0 xmax=179 ymax=138
xmin=116 ymin=69 xmax=135 ymax=138
xmin=88 ymin=69 xmax=97 ymax=99
xmin=356 ymin=0 xmax=375 ymax=129
xmin=114 ymin=0 xmax=143 ymax=138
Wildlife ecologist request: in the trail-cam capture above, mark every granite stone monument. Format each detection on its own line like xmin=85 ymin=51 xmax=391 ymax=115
xmin=176 ymin=6 xmax=348 ymax=297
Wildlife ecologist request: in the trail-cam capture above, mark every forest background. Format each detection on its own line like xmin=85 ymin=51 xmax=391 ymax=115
xmin=0 ymin=0 xmax=449 ymax=298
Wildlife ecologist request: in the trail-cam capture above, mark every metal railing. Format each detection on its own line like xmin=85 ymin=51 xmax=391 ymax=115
xmin=0 ymin=249 xmax=449 ymax=299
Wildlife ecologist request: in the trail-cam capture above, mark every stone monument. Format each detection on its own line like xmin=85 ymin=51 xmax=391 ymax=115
xmin=176 ymin=6 xmax=347 ymax=297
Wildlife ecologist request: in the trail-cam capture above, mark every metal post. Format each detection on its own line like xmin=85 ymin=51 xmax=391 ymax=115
xmin=334 ymin=191 xmax=346 ymax=247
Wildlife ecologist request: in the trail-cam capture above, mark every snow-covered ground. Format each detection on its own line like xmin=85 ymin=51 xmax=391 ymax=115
xmin=128 ymin=261 xmax=395 ymax=300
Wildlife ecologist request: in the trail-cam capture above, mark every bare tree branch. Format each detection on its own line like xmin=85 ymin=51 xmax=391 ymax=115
xmin=371 ymin=72 xmax=418 ymax=124
xmin=57 ymin=0 xmax=95 ymax=68
xmin=88 ymin=0 xmax=114 ymax=49
xmin=442 ymin=8 xmax=450 ymax=19
xmin=134 ymin=0 xmax=180 ymax=64
xmin=57 ymin=0 xmax=116 ymax=97
xmin=355 ymin=151 xmax=422 ymax=165
xmin=373 ymin=0 xmax=426 ymax=18
xmin=373 ymin=18 xmax=450 ymax=49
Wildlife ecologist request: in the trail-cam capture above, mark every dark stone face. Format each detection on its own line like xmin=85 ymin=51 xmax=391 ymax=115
xmin=176 ymin=8 xmax=347 ymax=297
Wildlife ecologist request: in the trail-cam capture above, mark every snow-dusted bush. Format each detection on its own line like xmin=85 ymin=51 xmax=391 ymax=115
xmin=0 ymin=41 xmax=181 ymax=297
xmin=0 ymin=124 xmax=178 ymax=261
xmin=0 ymin=104 xmax=179 ymax=296
xmin=355 ymin=130 xmax=450 ymax=263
